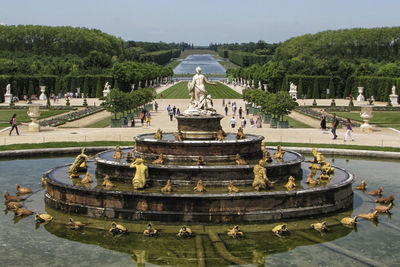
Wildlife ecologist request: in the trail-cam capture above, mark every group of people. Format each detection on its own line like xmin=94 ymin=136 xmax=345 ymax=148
xmin=321 ymin=111 xmax=354 ymax=142
xmin=229 ymin=114 xmax=262 ymax=129
xmin=166 ymin=104 xmax=181 ymax=121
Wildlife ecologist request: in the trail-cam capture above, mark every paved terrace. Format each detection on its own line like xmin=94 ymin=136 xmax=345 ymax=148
xmin=1 ymin=82 xmax=399 ymax=148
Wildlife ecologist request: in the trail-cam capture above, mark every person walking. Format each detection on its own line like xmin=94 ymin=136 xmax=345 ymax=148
xmin=320 ymin=112 xmax=327 ymax=130
xmin=145 ymin=111 xmax=151 ymax=126
xmin=238 ymin=107 xmax=243 ymax=118
xmin=9 ymin=114 xmax=19 ymax=135
xmin=250 ymin=117 xmax=255 ymax=128
xmin=176 ymin=108 xmax=181 ymax=116
xmin=344 ymin=118 xmax=355 ymax=142
xmin=123 ymin=117 xmax=128 ymax=128
xmin=169 ymin=109 xmax=174 ymax=121
xmin=230 ymin=117 xmax=236 ymax=128
xmin=154 ymin=101 xmax=158 ymax=112
xmin=331 ymin=113 xmax=339 ymax=139
xmin=225 ymin=105 xmax=228 ymax=116
xmin=241 ymin=117 xmax=247 ymax=128
xmin=140 ymin=111 xmax=145 ymax=126
xmin=130 ymin=117 xmax=135 ymax=127
xmin=173 ymin=106 xmax=176 ymax=116
xmin=222 ymin=99 xmax=225 ymax=106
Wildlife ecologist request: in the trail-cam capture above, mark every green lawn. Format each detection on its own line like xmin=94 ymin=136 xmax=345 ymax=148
xmin=158 ymin=82 xmax=242 ymax=99
xmin=0 ymin=140 xmax=398 ymax=153
xmin=85 ymin=116 xmax=111 ymax=128
xmin=284 ymin=116 xmax=312 ymax=128
xmin=0 ymin=109 xmax=69 ymax=124
xmin=334 ymin=111 xmax=400 ymax=128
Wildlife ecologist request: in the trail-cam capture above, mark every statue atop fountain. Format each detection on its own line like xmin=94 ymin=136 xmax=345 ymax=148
xmin=184 ymin=66 xmax=216 ymax=116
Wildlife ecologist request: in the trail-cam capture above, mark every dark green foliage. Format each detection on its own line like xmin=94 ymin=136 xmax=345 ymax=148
xmin=83 ymin=77 xmax=89 ymax=97
xmin=328 ymin=78 xmax=335 ymax=98
xmin=28 ymin=80 xmax=34 ymax=98
xmin=348 ymin=99 xmax=354 ymax=107
xmin=96 ymin=77 xmax=103 ymax=98
xmin=66 ymin=98 xmax=70 ymax=106
xmin=297 ymin=79 xmax=303 ymax=99
xmin=312 ymin=99 xmax=317 ymax=106
xmin=330 ymin=99 xmax=336 ymax=106
xmin=0 ymin=25 xmax=123 ymax=57
xmin=226 ymin=50 xmax=270 ymax=67
xmin=83 ymin=98 xmax=88 ymax=107
xmin=312 ymin=79 xmax=319 ymax=99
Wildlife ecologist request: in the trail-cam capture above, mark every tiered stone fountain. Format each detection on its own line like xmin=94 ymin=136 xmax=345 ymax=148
xmin=43 ymin=68 xmax=354 ymax=224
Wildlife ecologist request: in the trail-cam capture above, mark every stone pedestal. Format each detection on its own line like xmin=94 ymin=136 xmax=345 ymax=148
xmin=39 ymin=86 xmax=47 ymax=100
xmin=4 ymin=93 xmax=12 ymax=104
xmin=176 ymin=114 xmax=223 ymax=139
xmin=389 ymin=94 xmax=398 ymax=105
xmin=27 ymin=104 xmax=41 ymax=132
xmin=360 ymin=105 xmax=373 ymax=133
xmin=357 ymin=87 xmax=365 ymax=102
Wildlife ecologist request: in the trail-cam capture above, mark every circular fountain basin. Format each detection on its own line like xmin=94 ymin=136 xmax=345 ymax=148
xmin=134 ymin=133 xmax=264 ymax=163
xmin=95 ymin=147 xmax=304 ymax=185
xmin=44 ymin=161 xmax=354 ymax=223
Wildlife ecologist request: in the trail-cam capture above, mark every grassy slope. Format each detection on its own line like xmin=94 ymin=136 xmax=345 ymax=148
xmin=334 ymin=111 xmax=400 ymax=129
xmin=85 ymin=116 xmax=111 ymax=128
xmin=158 ymin=82 xmax=242 ymax=99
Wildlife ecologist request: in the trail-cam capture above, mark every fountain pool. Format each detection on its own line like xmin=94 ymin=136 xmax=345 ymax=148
xmin=1 ymin=155 xmax=399 ymax=266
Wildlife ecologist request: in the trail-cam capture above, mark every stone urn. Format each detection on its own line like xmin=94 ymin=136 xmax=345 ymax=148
xmin=357 ymin=87 xmax=365 ymax=102
xmin=39 ymin=86 xmax=47 ymax=100
xmin=360 ymin=105 xmax=373 ymax=133
xmin=27 ymin=104 xmax=41 ymax=132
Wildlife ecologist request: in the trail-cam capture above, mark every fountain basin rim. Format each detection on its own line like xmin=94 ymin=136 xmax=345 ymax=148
xmin=134 ymin=132 xmax=264 ymax=144
xmin=45 ymin=163 xmax=354 ymax=198
xmin=95 ymin=149 xmax=305 ymax=169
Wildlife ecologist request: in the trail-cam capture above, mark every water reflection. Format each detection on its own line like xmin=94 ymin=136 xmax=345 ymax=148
xmin=1 ymin=156 xmax=399 ymax=266
xmin=174 ymin=54 xmax=226 ymax=75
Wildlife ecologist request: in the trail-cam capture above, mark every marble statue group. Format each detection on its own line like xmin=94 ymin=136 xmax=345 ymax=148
xmin=184 ymin=66 xmax=217 ymax=115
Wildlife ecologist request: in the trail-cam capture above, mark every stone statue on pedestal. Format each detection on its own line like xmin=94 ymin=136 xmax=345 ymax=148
xmin=4 ymin=84 xmax=12 ymax=104
xmin=184 ymin=66 xmax=216 ymax=116
xmin=390 ymin=85 xmax=398 ymax=105
xmin=103 ymin=82 xmax=111 ymax=97
xmin=289 ymin=82 xmax=298 ymax=99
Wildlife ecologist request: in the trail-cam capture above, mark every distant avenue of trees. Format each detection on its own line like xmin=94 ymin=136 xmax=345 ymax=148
xmin=216 ymin=27 xmax=400 ymax=101
xmin=0 ymin=25 xmax=185 ymax=101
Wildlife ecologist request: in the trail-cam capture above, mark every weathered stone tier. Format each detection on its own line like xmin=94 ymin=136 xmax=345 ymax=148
xmin=44 ymin=163 xmax=354 ymax=223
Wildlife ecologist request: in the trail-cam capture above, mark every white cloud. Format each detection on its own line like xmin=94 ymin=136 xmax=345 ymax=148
xmin=0 ymin=22 xmax=7 ymax=25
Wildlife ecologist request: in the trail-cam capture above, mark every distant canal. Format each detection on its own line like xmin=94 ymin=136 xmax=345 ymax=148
xmin=173 ymin=54 xmax=226 ymax=75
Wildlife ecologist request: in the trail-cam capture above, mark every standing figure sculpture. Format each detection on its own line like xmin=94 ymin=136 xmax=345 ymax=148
xmin=69 ymin=148 xmax=90 ymax=178
xmin=130 ymin=158 xmax=148 ymax=190
xmin=252 ymin=160 xmax=274 ymax=191
xmin=185 ymin=66 xmax=216 ymax=115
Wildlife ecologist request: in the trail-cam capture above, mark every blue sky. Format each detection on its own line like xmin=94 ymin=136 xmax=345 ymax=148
xmin=1 ymin=0 xmax=399 ymax=45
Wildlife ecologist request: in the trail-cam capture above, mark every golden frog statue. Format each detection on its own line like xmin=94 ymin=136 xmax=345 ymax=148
xmin=174 ymin=130 xmax=183 ymax=141
xmin=69 ymin=148 xmax=90 ymax=179
xmin=316 ymin=152 xmax=334 ymax=174
xmin=216 ymin=129 xmax=226 ymax=141
xmin=236 ymin=127 xmax=246 ymax=140
xmin=285 ymin=176 xmax=296 ymax=190
xmin=273 ymin=145 xmax=285 ymax=161
xmin=153 ymin=128 xmax=163 ymax=140
xmin=126 ymin=152 xmax=135 ymax=163
xmin=113 ymin=145 xmax=124 ymax=162
xmin=227 ymin=225 xmax=243 ymax=238
xmin=235 ymin=153 xmax=247 ymax=165
xmin=130 ymin=158 xmax=149 ymax=190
